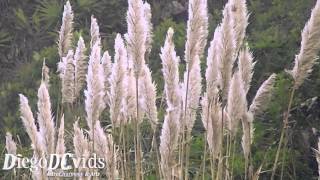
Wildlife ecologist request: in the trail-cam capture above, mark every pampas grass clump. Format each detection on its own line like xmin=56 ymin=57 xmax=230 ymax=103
xmin=6 ymin=0 xmax=320 ymax=180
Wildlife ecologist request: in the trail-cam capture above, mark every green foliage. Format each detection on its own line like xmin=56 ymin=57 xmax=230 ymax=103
xmin=37 ymin=0 xmax=62 ymax=28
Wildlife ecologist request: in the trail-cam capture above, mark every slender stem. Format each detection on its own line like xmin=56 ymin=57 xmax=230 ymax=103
xmin=226 ymin=132 xmax=231 ymax=179
xmin=135 ymin=76 xmax=142 ymax=180
xmin=230 ymin=137 xmax=237 ymax=180
xmin=184 ymin=131 xmax=191 ymax=180
xmin=119 ymin=125 xmax=125 ymax=179
xmin=280 ymin=131 xmax=289 ymax=180
xmin=210 ymin=154 xmax=216 ymax=180
xmin=202 ymin=100 xmax=212 ymax=180
xmin=271 ymin=87 xmax=295 ymax=180
xmin=202 ymin=131 xmax=208 ymax=180
xmin=178 ymin=133 xmax=183 ymax=179
xmin=151 ymin=129 xmax=161 ymax=179
xmin=181 ymin=68 xmax=191 ymax=180
xmin=216 ymin=106 xmax=225 ymax=180
xmin=124 ymin=125 xmax=131 ymax=179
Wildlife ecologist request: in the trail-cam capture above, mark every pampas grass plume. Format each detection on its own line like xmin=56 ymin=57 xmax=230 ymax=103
xmin=37 ymin=82 xmax=55 ymax=154
xmin=90 ymin=16 xmax=101 ymax=49
xmin=58 ymin=1 xmax=73 ymax=58
xmin=249 ymin=73 xmax=276 ymax=116
xmin=109 ymin=34 xmax=127 ymax=127
xmin=238 ymin=45 xmax=255 ymax=93
xmin=289 ymin=0 xmax=320 ymax=88
xmin=85 ymin=42 xmax=105 ymax=133
xmin=74 ymin=36 xmax=87 ymax=99
xmin=126 ymin=0 xmax=147 ymax=77
xmin=6 ymin=132 xmax=17 ymax=155
xmin=56 ymin=114 xmax=65 ymax=154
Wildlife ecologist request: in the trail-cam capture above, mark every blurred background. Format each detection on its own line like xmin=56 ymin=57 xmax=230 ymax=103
xmin=0 ymin=0 xmax=319 ymax=179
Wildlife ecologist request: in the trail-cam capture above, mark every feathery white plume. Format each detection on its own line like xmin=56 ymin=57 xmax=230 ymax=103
xmin=125 ymin=68 xmax=139 ymax=121
xmin=160 ymin=28 xmax=181 ymax=109
xmin=289 ymin=0 xmax=320 ymax=88
xmin=182 ymin=55 xmax=202 ymax=132
xmin=102 ymin=50 xmax=112 ymax=104
xmin=19 ymin=94 xmax=46 ymax=158
xmin=41 ymin=59 xmax=50 ymax=88
xmin=185 ymin=0 xmax=208 ymax=68
xmin=90 ymin=16 xmax=101 ymax=49
xmin=229 ymin=0 xmax=249 ymax=53
xmin=85 ymin=42 xmax=105 ymax=133
xmin=159 ymin=28 xmax=181 ymax=178
xmin=227 ymin=72 xmax=247 ymax=136
xmin=37 ymin=82 xmax=55 ymax=154
xmin=126 ymin=0 xmax=147 ymax=77
xmin=241 ymin=111 xmax=254 ymax=163
xmin=218 ymin=4 xmax=236 ymax=99
xmin=6 ymin=132 xmax=17 ymax=155
xmin=56 ymin=114 xmax=65 ymax=154
xmin=73 ymin=121 xmax=90 ymax=176
xmin=249 ymin=73 xmax=276 ymax=116
xmin=159 ymin=108 xmax=180 ymax=179
xmin=238 ymin=45 xmax=255 ymax=93
xmin=143 ymin=2 xmax=153 ymax=56
xmin=206 ymin=27 xmax=222 ymax=100
xmin=73 ymin=121 xmax=89 ymax=157
xmin=94 ymin=121 xmax=119 ymax=179
xmin=58 ymin=1 xmax=73 ymax=58
xmin=74 ymin=36 xmax=87 ymax=99
xmin=58 ymin=50 xmax=76 ymax=103
xmin=109 ymin=34 xmax=127 ymax=127
xmin=201 ymin=94 xmax=222 ymax=159
xmin=139 ymin=65 xmax=158 ymax=130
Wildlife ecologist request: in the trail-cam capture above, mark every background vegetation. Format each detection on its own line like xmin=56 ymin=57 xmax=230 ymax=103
xmin=0 ymin=0 xmax=319 ymax=179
